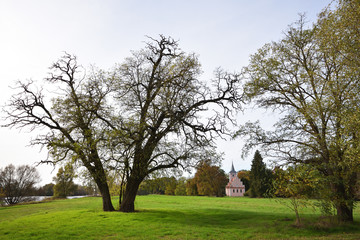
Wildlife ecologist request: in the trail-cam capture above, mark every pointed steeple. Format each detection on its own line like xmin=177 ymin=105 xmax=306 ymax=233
xmin=229 ymin=162 xmax=236 ymax=174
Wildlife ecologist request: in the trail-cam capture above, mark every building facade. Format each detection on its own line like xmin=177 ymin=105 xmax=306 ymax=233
xmin=225 ymin=163 xmax=245 ymax=197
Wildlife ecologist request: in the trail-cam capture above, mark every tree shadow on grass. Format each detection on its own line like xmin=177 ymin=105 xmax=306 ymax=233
xmin=140 ymin=208 xmax=291 ymax=228
xmin=137 ymin=208 xmax=360 ymax=238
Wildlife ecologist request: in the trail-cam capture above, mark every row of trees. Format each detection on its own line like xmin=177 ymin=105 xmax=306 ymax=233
xmin=137 ymin=152 xmax=275 ymax=198
xmin=137 ymin=177 xmax=186 ymax=196
xmin=0 ymin=159 xmax=246 ymax=205
xmin=138 ymin=161 xmax=228 ymax=197
xmin=0 ymin=157 xmax=240 ymax=205
xmin=36 ymin=182 xmax=91 ymax=197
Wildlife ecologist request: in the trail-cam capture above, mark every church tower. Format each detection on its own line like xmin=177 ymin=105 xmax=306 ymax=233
xmin=229 ymin=162 xmax=237 ymax=181
xmin=225 ymin=162 xmax=246 ymax=197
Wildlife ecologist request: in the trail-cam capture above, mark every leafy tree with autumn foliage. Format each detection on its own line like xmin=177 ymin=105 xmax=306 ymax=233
xmin=186 ymin=178 xmax=197 ymax=196
xmin=237 ymin=170 xmax=250 ymax=192
xmin=192 ymin=161 xmax=228 ymax=197
xmin=164 ymin=177 xmax=177 ymax=195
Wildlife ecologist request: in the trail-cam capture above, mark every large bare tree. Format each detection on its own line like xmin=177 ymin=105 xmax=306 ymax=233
xmin=0 ymin=164 xmax=40 ymax=205
xmin=102 ymin=36 xmax=243 ymax=212
xmin=3 ymin=54 xmax=116 ymax=211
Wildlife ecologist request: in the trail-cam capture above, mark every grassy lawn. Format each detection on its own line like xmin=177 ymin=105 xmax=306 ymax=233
xmin=0 ymin=195 xmax=359 ymax=239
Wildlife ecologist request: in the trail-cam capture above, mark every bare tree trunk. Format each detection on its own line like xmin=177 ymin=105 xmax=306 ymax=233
xmin=336 ymin=203 xmax=353 ymax=222
xmin=331 ymin=181 xmax=354 ymax=222
xmin=101 ymin=188 xmax=115 ymax=212
xmin=94 ymin=178 xmax=115 ymax=211
xmin=119 ymin=180 xmax=124 ymax=206
xmin=292 ymin=199 xmax=301 ymax=226
xmin=119 ymin=176 xmax=142 ymax=212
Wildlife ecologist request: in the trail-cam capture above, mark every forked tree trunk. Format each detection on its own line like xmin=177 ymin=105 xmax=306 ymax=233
xmin=119 ymin=176 xmax=142 ymax=212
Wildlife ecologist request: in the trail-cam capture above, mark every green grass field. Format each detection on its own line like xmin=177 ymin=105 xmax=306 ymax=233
xmin=0 ymin=195 xmax=359 ymax=239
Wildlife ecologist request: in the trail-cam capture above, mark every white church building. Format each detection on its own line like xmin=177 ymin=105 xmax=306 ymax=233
xmin=225 ymin=163 xmax=246 ymax=197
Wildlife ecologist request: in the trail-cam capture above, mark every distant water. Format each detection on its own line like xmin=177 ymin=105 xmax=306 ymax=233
xmin=1 ymin=195 xmax=88 ymax=205
xmin=31 ymin=195 xmax=88 ymax=201
xmin=67 ymin=196 xmax=88 ymax=199
xmin=32 ymin=196 xmax=52 ymax=201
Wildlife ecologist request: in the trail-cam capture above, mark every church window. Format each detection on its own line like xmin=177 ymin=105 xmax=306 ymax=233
xmin=236 ymin=189 xmax=238 ymax=193
xmin=233 ymin=189 xmax=235 ymax=193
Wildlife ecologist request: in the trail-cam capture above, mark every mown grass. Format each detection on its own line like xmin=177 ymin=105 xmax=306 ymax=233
xmin=0 ymin=195 xmax=359 ymax=239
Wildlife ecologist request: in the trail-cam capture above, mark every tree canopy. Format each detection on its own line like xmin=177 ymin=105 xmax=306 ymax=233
xmin=237 ymin=0 xmax=360 ymax=221
xmin=100 ymin=36 xmax=243 ymax=212
xmin=3 ymin=53 xmax=116 ymax=211
xmin=190 ymin=160 xmax=228 ymax=197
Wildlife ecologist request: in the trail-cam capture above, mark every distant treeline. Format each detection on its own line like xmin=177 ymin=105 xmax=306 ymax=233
xmin=34 ymin=183 xmax=95 ymax=197
xmin=137 ymin=161 xmax=229 ymax=197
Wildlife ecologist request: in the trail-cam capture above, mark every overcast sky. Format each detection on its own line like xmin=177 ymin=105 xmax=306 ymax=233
xmin=0 ymin=0 xmax=330 ymax=185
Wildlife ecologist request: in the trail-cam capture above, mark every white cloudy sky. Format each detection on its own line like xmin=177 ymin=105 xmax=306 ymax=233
xmin=0 ymin=0 xmax=330 ymax=185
